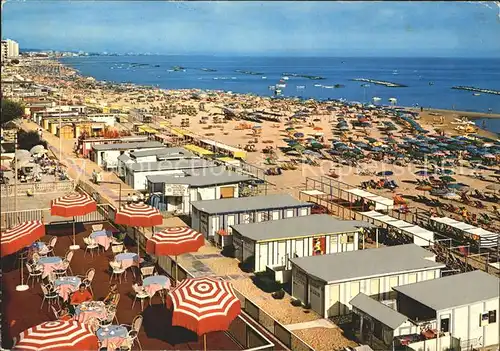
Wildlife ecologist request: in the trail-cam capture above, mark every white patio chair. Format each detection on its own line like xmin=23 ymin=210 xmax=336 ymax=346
xmin=131 ymin=284 xmax=150 ymax=311
xmin=92 ymin=224 xmax=103 ymax=232
xmin=54 ymin=250 xmax=74 ymax=277
xmin=140 ymin=266 xmax=155 ymax=281
xmin=83 ymin=237 xmax=100 ymax=258
xmin=111 ymin=243 xmax=124 ymax=255
xmin=121 ymin=315 xmax=143 ymax=351
xmin=45 ymin=236 xmax=58 ymax=256
xmin=78 ymin=268 xmax=96 ymax=295
xmin=109 ymin=261 xmax=127 ymax=284
xmin=51 ymin=305 xmax=60 ymax=320
xmin=40 ymin=283 xmax=60 ymax=311
xmin=26 ymin=262 xmax=43 ymax=287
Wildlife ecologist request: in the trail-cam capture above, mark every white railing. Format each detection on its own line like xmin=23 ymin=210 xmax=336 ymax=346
xmin=0 ymin=181 xmax=75 ymax=197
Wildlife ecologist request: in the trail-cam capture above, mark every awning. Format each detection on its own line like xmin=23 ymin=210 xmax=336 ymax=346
xmin=350 ymin=293 xmax=409 ymax=330
xmin=300 ymin=190 xmax=327 ymax=196
xmin=184 ymin=144 xmax=214 ymax=156
xmin=401 ymin=225 xmax=435 ymax=246
xmin=359 ymin=210 xmax=385 ymax=218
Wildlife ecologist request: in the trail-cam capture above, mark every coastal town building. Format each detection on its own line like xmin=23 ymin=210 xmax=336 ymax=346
xmin=116 ymin=147 xmax=198 ymax=177
xmin=89 ymin=141 xmax=164 ymax=169
xmin=191 ymin=194 xmax=313 ymax=246
xmin=231 ymin=214 xmax=372 ymax=274
xmin=147 ymin=167 xmax=253 ymax=214
xmin=1 ymin=39 xmax=19 ymax=61
xmin=350 ymin=270 xmax=499 ymax=351
xmin=76 ymin=135 xmax=149 ymax=157
xmin=290 ymin=244 xmax=445 ymax=319
xmin=124 ymin=158 xmax=218 ymax=191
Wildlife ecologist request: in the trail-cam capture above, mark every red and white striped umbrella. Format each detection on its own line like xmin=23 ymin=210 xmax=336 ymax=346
xmin=13 ymin=320 xmax=99 ymax=351
xmin=1 ymin=220 xmax=45 ymax=257
xmin=51 ymin=193 xmax=97 ymax=218
xmin=115 ymin=202 xmax=163 ymax=227
xmin=168 ymin=277 xmax=241 ymax=336
xmin=146 ymin=226 xmax=205 ymax=256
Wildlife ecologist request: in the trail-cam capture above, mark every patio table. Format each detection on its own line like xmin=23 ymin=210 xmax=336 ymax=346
xmin=38 ymin=256 xmax=64 ymax=279
xmin=74 ymin=301 xmax=107 ymax=324
xmin=115 ymin=253 xmax=142 ymax=270
xmin=54 ymin=276 xmax=81 ymax=301
xmin=90 ymin=230 xmax=112 ymax=250
xmin=96 ymin=325 xmax=129 ymax=351
xmin=143 ymin=275 xmax=171 ymax=298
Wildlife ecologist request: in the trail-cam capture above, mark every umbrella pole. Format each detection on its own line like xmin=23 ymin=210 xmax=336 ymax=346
xmin=69 ymin=216 xmax=80 ymax=250
xmin=16 ymin=254 xmax=29 ymax=291
xmin=175 ymin=255 xmax=178 ymax=286
xmin=204 ymin=334 xmax=207 ymax=351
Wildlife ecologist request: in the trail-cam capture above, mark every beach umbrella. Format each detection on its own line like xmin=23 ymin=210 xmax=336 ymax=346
xmin=29 ymin=145 xmax=46 ymax=155
xmin=115 ymin=202 xmax=163 ymax=255
xmin=415 ymin=170 xmax=430 ymax=177
xmin=12 ymin=320 xmax=98 ymax=351
xmin=447 ymin=183 xmax=469 ymax=191
xmin=441 ymin=169 xmax=455 ymax=175
xmin=285 ymin=127 xmax=295 ymax=132
xmin=313 ymin=127 xmax=323 ymax=131
xmin=147 ymin=227 xmax=205 ymax=284
xmin=0 ymin=155 xmax=13 ymax=160
xmin=167 ymin=277 xmax=241 ymax=351
xmin=442 ymin=192 xmax=461 ymax=200
xmin=15 ymin=150 xmax=31 ymax=160
xmin=416 ymin=185 xmax=433 ymax=192
xmin=0 ymin=164 xmax=10 ymax=171
xmin=377 ymin=171 xmax=393 ymax=177
xmin=51 ymin=193 xmax=97 ymax=250
xmin=440 ymin=176 xmax=456 ymax=183
xmin=293 ymin=132 xmax=304 ymax=138
xmin=1 ymin=220 xmax=46 ymax=291
xmin=486 ymin=184 xmax=500 ymax=192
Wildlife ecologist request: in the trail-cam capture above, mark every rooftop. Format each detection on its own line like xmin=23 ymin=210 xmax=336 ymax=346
xmin=129 ymin=147 xmax=196 ymax=159
xmin=147 ymin=168 xmax=252 ymax=187
xmin=92 ymin=141 xmax=163 ymax=151
xmin=393 ymin=270 xmax=500 ymax=311
xmin=232 ymin=214 xmax=374 ymax=242
xmin=125 ymin=159 xmax=218 ymax=172
xmin=290 ymin=244 xmax=444 ymax=284
xmin=191 ymin=194 xmax=312 ymax=214
xmin=350 ymin=293 xmax=408 ymax=330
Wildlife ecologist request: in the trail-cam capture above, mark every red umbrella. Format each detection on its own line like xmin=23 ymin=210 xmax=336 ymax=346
xmin=168 ymin=277 xmax=241 ymax=351
xmin=12 ymin=320 xmax=99 ymax=351
xmin=115 ymin=202 xmax=163 ymax=227
xmin=51 ymin=193 xmax=97 ymax=250
xmin=1 ymin=221 xmax=45 ymax=258
xmin=1 ymin=220 xmax=46 ymax=291
xmin=146 ymin=226 xmax=205 ymax=283
xmin=115 ymin=202 xmax=163 ymax=255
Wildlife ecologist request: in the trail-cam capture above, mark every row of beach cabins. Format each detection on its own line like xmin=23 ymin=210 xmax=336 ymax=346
xmin=24 ymin=102 xmax=500 ymax=351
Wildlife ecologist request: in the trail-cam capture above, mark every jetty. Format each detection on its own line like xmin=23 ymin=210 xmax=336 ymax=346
xmin=351 ymin=78 xmax=407 ymax=88
xmin=282 ymin=72 xmax=326 ymax=80
xmin=452 ymin=86 xmax=500 ymax=96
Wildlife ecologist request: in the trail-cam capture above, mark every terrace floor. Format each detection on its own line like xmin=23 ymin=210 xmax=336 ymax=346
xmin=1 ymin=222 xmax=246 ymax=350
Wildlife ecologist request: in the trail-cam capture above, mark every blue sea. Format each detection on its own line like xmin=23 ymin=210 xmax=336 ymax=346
xmin=60 ymin=56 xmax=500 ymax=132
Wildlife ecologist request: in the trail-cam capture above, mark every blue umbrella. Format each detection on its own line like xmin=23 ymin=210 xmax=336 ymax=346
xmin=377 ymin=171 xmax=394 ymax=177
xmin=294 ymin=132 xmax=304 ymax=138
xmin=415 ymin=170 xmax=430 ymax=176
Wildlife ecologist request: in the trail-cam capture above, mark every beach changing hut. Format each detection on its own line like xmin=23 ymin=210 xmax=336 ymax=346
xmin=290 ymin=244 xmax=445 ymax=318
xmin=90 ymin=141 xmax=164 ymax=169
xmin=231 ymin=214 xmax=372 ymax=274
xmin=191 ymin=194 xmax=313 ymax=246
xmin=146 ymin=167 xmax=253 ymax=214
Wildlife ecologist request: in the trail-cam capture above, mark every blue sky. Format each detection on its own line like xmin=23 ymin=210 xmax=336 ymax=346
xmin=3 ymin=1 xmax=500 ymax=57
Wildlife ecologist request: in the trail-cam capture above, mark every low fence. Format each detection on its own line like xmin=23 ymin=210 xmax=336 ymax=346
xmin=0 ymin=180 xmax=75 ymax=197
xmin=1 ymin=204 xmax=112 ymax=230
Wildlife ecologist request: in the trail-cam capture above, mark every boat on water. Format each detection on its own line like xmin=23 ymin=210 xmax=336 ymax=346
xmin=473 ymin=93 xmax=481 ymax=96
xmin=276 ymin=84 xmax=286 ymax=88
xmin=262 ymin=76 xmax=267 ymax=79
xmin=323 ymin=86 xmax=334 ymax=89
xmin=282 ymin=76 xmax=289 ymax=80
xmin=314 ymin=84 xmax=323 ymax=87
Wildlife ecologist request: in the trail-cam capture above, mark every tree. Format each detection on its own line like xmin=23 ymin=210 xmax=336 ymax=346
xmin=17 ymin=130 xmax=47 ymax=151
xmin=11 ymin=58 xmax=20 ymax=65
xmin=1 ymin=99 xmax=25 ymax=126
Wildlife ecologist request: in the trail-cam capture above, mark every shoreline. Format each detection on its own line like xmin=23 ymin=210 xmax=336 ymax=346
xmin=55 ymin=57 xmax=500 ymax=121
xmin=30 ymin=57 xmax=500 ymax=137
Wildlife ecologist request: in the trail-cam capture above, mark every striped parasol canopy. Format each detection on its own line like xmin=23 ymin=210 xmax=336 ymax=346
xmin=168 ymin=277 xmax=241 ymax=335
xmin=12 ymin=320 xmax=99 ymax=351
xmin=51 ymin=193 xmax=97 ymax=218
xmin=115 ymin=202 xmax=163 ymax=227
xmin=146 ymin=226 xmax=205 ymax=256
xmin=1 ymin=221 xmax=45 ymax=257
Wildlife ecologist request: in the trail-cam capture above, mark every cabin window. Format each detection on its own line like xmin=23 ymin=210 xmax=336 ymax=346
xmin=440 ymin=316 xmax=450 ymax=333
xmin=347 ymin=234 xmax=355 ymax=243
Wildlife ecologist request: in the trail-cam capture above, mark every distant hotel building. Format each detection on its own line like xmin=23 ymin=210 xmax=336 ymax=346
xmin=1 ymin=39 xmax=20 ymax=62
